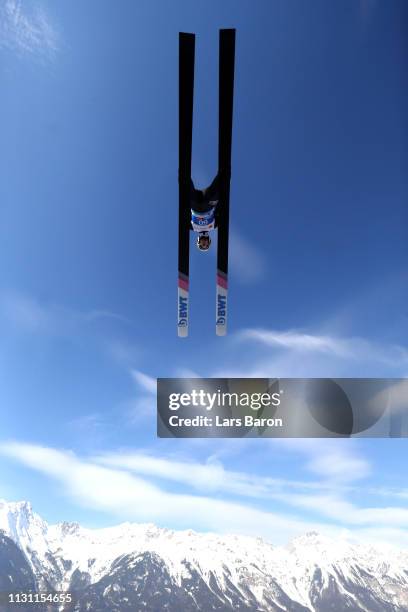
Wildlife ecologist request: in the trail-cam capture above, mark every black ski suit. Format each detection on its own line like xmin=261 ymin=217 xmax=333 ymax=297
xmin=190 ymin=175 xmax=220 ymax=230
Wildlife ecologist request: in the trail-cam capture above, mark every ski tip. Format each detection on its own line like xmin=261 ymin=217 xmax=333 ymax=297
xmin=178 ymin=325 xmax=189 ymax=338
xmin=216 ymin=325 xmax=227 ymax=337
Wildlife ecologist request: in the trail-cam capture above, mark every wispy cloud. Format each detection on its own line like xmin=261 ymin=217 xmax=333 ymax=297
xmin=0 ymin=292 xmax=52 ymax=333
xmin=228 ymin=228 xmax=267 ymax=284
xmin=239 ymin=328 xmax=351 ymax=356
xmin=131 ymin=370 xmax=156 ymax=395
xmin=83 ymin=444 xmax=408 ymax=534
xmin=127 ymin=370 xmax=157 ymax=422
xmin=0 ymin=290 xmax=142 ymax=381
xmin=272 ymin=439 xmax=371 ymax=482
xmin=234 ymin=327 xmax=408 ymax=375
xmin=0 ymin=441 xmax=328 ymax=543
xmin=68 ymin=413 xmax=107 ymax=432
xmin=2 ymin=440 xmax=408 ymax=547
xmin=94 ymin=447 xmax=370 ymax=500
xmin=84 ymin=310 xmax=132 ymax=325
xmin=0 ymin=0 xmax=58 ymax=60
xmin=0 ymin=290 xmax=131 ymax=338
xmin=175 ymin=368 xmax=202 ymax=379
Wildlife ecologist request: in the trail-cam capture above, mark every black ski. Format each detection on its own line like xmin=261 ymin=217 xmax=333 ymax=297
xmin=178 ymin=33 xmax=195 ymax=337
xmin=216 ymin=29 xmax=235 ymax=336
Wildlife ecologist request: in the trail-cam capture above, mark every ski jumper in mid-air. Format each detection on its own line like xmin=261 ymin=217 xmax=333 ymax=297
xmin=178 ymin=29 xmax=235 ymax=336
xmin=190 ymin=175 xmax=220 ymax=251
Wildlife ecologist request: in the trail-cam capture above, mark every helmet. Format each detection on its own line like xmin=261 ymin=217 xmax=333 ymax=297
xmin=197 ymin=232 xmax=211 ymax=251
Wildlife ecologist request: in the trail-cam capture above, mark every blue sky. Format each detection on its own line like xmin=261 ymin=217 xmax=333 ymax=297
xmin=1 ymin=0 xmax=408 ymax=547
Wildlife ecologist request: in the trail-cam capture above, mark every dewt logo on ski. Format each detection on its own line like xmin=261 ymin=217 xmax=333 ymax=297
xmin=216 ymin=294 xmax=227 ymax=326
xmin=178 ymin=296 xmax=188 ymax=326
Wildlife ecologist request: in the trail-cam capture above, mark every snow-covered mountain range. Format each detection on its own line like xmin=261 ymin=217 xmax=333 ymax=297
xmin=0 ymin=499 xmax=408 ymax=611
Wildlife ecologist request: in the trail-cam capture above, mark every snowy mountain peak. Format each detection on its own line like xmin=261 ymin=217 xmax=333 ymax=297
xmin=0 ymin=500 xmax=408 ymax=611
xmin=0 ymin=498 xmax=33 ymax=516
xmin=0 ymin=499 xmax=47 ymax=542
xmin=59 ymin=521 xmax=80 ymax=535
xmin=305 ymin=530 xmax=319 ymax=538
